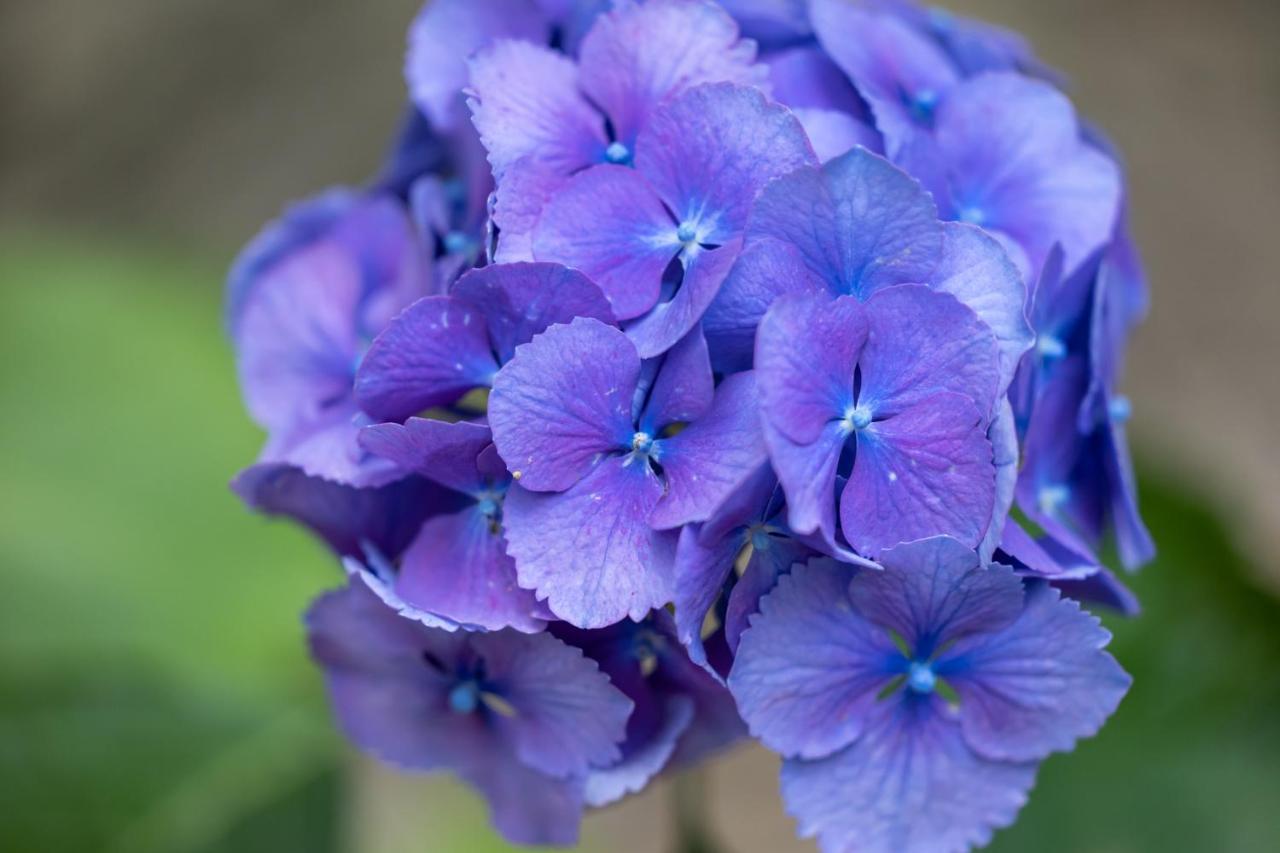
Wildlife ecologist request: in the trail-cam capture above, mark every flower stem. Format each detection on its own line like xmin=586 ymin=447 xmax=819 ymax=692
xmin=671 ymin=768 xmax=720 ymax=853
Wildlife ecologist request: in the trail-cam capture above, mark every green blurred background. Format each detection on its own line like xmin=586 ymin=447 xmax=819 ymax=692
xmin=1 ymin=1 xmax=1277 ymax=851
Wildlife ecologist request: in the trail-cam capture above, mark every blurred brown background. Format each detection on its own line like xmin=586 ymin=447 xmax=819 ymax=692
xmin=2 ymin=2 xmax=1277 ymax=851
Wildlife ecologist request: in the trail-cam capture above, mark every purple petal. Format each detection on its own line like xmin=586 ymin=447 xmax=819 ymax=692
xmin=792 ymin=107 xmax=883 ymax=162
xmin=766 ymin=418 xmax=844 ymax=540
xmin=721 ymin=0 xmax=812 ymax=45
xmin=756 ymin=293 xmax=866 ymax=445
xmin=849 ymin=537 xmax=1023 ymax=654
xmin=856 ymin=284 xmax=1000 ymax=420
xmin=723 ymin=535 xmax=815 ymax=652
xmin=748 ymin=148 xmax=942 ymax=299
xmin=354 ymin=295 xmax=498 ymax=422
xmin=577 ymin=0 xmax=765 ymax=146
xmin=1053 ymin=568 xmax=1142 ymax=617
xmin=981 ymin=397 xmax=1019 ymax=564
xmin=260 ymin=401 xmax=401 ymax=488
xmin=489 ymin=318 xmax=637 ymax=492
xmin=702 ymin=236 xmax=826 ymax=372
xmin=503 ymin=457 xmax=676 ymax=628
xmin=651 ymin=371 xmax=768 ymax=529
xmin=931 ymin=222 xmax=1034 ymax=398
xmin=625 ymin=237 xmax=742 ymax=359
xmin=232 ymin=463 xmax=443 ymax=559
xmin=473 ymin=628 xmax=633 ymax=778
xmin=451 ymin=262 xmax=616 ymax=363
xmin=730 ymin=557 xmax=893 ymax=759
xmin=461 ymin=761 xmax=585 ymax=847
xmin=935 ymin=72 xmax=1121 ymax=277
xmin=397 ymin=510 xmax=549 ymax=633
xmin=532 ymin=165 xmax=677 ymax=320
xmin=765 ymin=45 xmax=867 ymax=116
xmin=359 ymin=418 xmax=491 ymax=494
xmin=466 ymin=38 xmax=605 ymax=179
xmin=585 ymin=695 xmax=695 ymax=807
xmin=636 ymin=83 xmax=816 ymax=243
xmin=940 ymin=582 xmax=1131 ymax=763
xmin=343 ymin=554 xmax=461 ymax=632
xmin=843 ymin=393 xmax=996 ymax=554
xmin=781 ymin=699 xmax=1037 ymax=853
xmin=1103 ymin=416 xmax=1156 ymax=569
xmin=810 ymin=0 xmax=960 ymax=156
xmin=672 ymin=524 xmax=742 ymax=678
xmin=407 ymin=0 xmax=550 ymax=130
xmin=637 ymin=326 xmax=716 ymax=432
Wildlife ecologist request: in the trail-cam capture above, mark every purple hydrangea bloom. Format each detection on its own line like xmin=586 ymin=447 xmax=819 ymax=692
xmin=307 ymin=581 xmax=632 ymax=846
xmin=730 ymin=539 xmax=1130 ymax=853
xmin=489 ymin=320 xmax=766 ymax=627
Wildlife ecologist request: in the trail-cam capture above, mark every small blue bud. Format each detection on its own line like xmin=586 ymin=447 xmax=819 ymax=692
xmin=676 ymin=222 xmax=698 ymax=243
xmin=604 ymin=141 xmax=630 ymax=164
xmin=443 ymin=230 xmax=471 ymax=255
xmin=907 ymin=661 xmax=937 ymax=694
xmin=448 ymin=681 xmax=480 ymax=714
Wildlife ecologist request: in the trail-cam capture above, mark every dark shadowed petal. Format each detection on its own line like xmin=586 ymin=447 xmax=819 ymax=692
xmin=407 ymin=0 xmax=551 ymax=130
xmin=981 ymin=398 xmax=1019 ymax=564
xmin=354 ymin=295 xmax=498 ymax=422
xmin=460 ymin=761 xmax=586 ymax=847
xmin=651 ymin=371 xmax=768 ymax=529
xmin=451 ymin=262 xmax=615 ymax=363
xmin=702 ymin=236 xmax=826 ymax=373
xmin=939 ymin=582 xmax=1131 ymax=763
xmin=585 ymin=695 xmax=695 ymax=807
xmin=781 ymin=698 xmax=1037 ymax=853
xmin=748 ymin=148 xmax=942 ymax=299
xmin=636 ymin=83 xmax=816 ymax=244
xmin=343 ymin=555 xmax=461 ymax=632
xmin=931 ymin=222 xmax=1033 ymax=398
xmin=578 ymin=0 xmax=766 ymax=146
xmin=503 ymin=457 xmax=677 ymax=628
xmin=1102 ymin=416 xmax=1156 ymax=569
xmin=721 ymin=0 xmax=812 ymax=45
xmin=231 ymin=463 xmax=445 ymax=559
xmin=935 ymin=72 xmax=1120 ymax=277
xmin=489 ymin=318 xmax=638 ymax=492
xmin=359 ymin=418 xmax=492 ymax=494
xmin=397 ymin=510 xmax=549 ymax=633
xmin=626 ymin=238 xmax=742 ymax=359
xmin=1053 ymin=568 xmax=1141 ymax=617
xmin=723 ymin=535 xmax=814 ymax=653
xmin=856 ymin=284 xmax=1001 ymax=420
xmin=810 ymin=0 xmax=960 ymax=156
xmin=844 ymin=394 xmax=995 ymax=554
xmin=472 ymin=629 xmax=633 ymax=778
xmin=532 ymin=165 xmax=678 ymax=320
xmin=672 ymin=524 xmax=743 ymax=677
xmin=637 ymin=326 xmax=716 ymax=432
xmin=466 ymin=38 xmax=606 ymax=180
xmin=756 ymin=293 xmax=865 ymax=445
xmin=730 ymin=558 xmax=893 ymax=759
xmin=849 ymin=537 xmax=1023 ymax=654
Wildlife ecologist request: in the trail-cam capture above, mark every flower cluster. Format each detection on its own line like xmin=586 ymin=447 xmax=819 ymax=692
xmin=229 ymin=1 xmax=1152 ymax=850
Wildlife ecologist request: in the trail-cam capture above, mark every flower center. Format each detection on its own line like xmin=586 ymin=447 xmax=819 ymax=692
xmin=841 ymin=404 xmax=874 ymax=433
xmin=442 ymin=230 xmax=471 ymax=255
xmin=906 ymin=661 xmax=937 ymax=694
xmin=1036 ymin=333 xmax=1066 ymax=360
xmin=749 ymin=524 xmax=772 ymax=552
xmin=632 ymin=431 xmax=655 ymax=454
xmin=448 ymin=680 xmax=480 ymax=714
xmin=604 ymin=141 xmax=631 ymax=164
xmin=908 ymin=88 xmax=939 ymax=124
xmin=1038 ymin=483 xmax=1071 ymax=515
xmin=676 ymin=221 xmax=698 ymax=244
xmin=958 ymin=205 xmax=986 ymax=226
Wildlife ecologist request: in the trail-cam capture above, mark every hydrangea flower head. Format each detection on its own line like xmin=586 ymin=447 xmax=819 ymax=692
xmin=230 ymin=0 xmax=1154 ymax=848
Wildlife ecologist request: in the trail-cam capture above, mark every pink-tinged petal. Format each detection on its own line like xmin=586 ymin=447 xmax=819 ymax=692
xmin=472 ymin=629 xmax=633 ymax=778
xmin=748 ymin=148 xmax=942 ymax=299
xmin=756 ymin=293 xmax=866 ymax=445
xmin=791 ymin=107 xmax=883 ymax=162
xmin=578 ymin=0 xmax=766 ymax=146
xmin=730 ymin=558 xmax=893 ymax=759
xmin=638 ymin=326 xmax=715 ymax=431
xmin=703 ymin=236 xmax=826 ymax=372
xmin=466 ymin=38 xmax=606 ymax=179
xmin=489 ymin=318 xmax=637 ymax=491
xmin=941 ymin=582 xmax=1131 ymax=763
xmin=931 ymin=222 xmax=1033 ymax=398
xmin=407 ymin=0 xmax=550 ymax=129
xmin=636 ymin=83 xmax=816 ymax=242
xmin=452 ymin=262 xmax=615 ymax=363
xmin=626 ymin=238 xmax=741 ymax=359
xmin=396 ymin=510 xmax=548 ymax=633
xmin=532 ymin=165 xmax=678 ymax=321
xmin=354 ymin=295 xmax=498 ymax=422
xmin=843 ymin=394 xmax=996 ymax=555
xmin=766 ymin=418 xmax=844 ymax=540
xmin=651 ymin=371 xmax=768 ymax=529
xmin=936 ymin=73 xmax=1121 ymax=277
xmin=850 ymin=537 xmax=1023 ymax=653
xmin=781 ymin=699 xmax=1037 ymax=853
xmin=503 ymin=457 xmax=677 ymax=628
xmin=857 ymin=284 xmax=1001 ymax=420
xmin=359 ymin=418 xmax=491 ymax=494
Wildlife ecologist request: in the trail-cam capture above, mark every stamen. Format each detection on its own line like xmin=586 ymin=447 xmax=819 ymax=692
xmin=448 ymin=681 xmax=480 ymax=714
xmin=907 ymin=661 xmax=937 ymax=694
xmin=842 ymin=404 xmax=874 ymax=433
xmin=676 ymin=221 xmax=698 ymax=243
xmin=604 ymin=141 xmax=631 ymax=164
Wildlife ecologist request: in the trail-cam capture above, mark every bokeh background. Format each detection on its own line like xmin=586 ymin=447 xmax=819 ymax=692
xmin=2 ymin=1 xmax=1278 ymax=851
